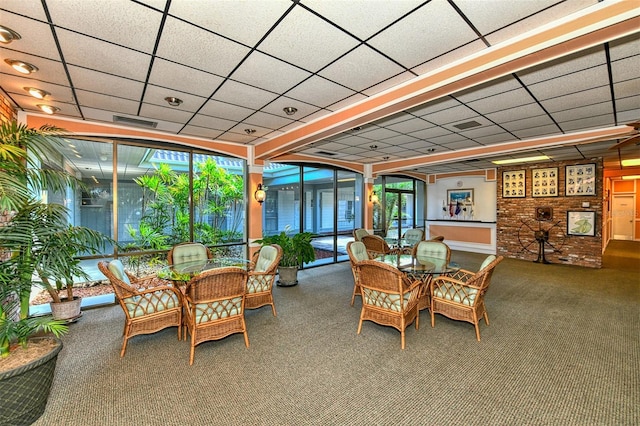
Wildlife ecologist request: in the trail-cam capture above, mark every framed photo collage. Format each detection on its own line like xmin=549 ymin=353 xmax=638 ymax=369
xmin=502 ymin=163 xmax=596 ymax=198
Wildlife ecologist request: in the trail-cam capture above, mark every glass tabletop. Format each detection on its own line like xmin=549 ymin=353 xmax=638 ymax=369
xmin=399 ymin=257 xmax=459 ymax=276
xmin=157 ymin=257 xmax=251 ymax=281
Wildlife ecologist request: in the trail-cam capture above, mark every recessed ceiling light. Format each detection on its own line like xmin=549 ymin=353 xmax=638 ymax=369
xmin=369 ymin=145 xmax=378 ymax=150
xmin=37 ymin=104 xmax=60 ymax=115
xmin=5 ymin=59 xmax=38 ymax=74
xmin=426 ymin=148 xmax=436 ymax=153
xmin=283 ymin=107 xmax=297 ymax=115
xmin=244 ymin=129 xmax=256 ymax=135
xmin=492 ymin=155 xmax=550 ymax=165
xmin=164 ymin=97 xmax=183 ymax=106
xmin=0 ymin=25 xmax=21 ymax=44
xmin=24 ymin=87 xmax=50 ymax=99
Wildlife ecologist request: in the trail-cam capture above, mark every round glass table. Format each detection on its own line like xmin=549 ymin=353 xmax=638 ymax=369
xmin=157 ymin=257 xmax=251 ymax=282
xmin=399 ymin=258 xmax=460 ymax=311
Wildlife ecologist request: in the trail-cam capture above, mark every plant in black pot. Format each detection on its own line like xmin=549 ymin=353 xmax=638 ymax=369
xmin=255 ymin=226 xmax=316 ymax=286
xmin=0 ymin=122 xmax=109 ymax=425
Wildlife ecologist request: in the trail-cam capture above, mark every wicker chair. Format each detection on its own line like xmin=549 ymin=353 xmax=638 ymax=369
xmin=346 ymin=241 xmax=371 ymax=306
xmin=355 ymin=259 xmax=421 ymax=349
xmin=353 ymin=228 xmax=370 ymax=241
xmin=430 ymin=255 xmax=504 ymax=341
xmin=361 ymin=234 xmax=397 ymax=258
xmin=411 ymin=240 xmax=451 ymax=311
xmin=246 ymin=244 xmax=282 ymax=316
xmin=400 ymin=228 xmax=425 ymax=254
xmin=98 ymin=260 xmax=183 ymax=357
xmin=183 ymin=267 xmax=249 ymax=365
xmin=167 ymin=242 xmax=212 ymax=266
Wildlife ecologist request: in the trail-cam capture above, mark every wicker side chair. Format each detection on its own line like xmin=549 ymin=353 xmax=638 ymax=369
xmin=184 ymin=267 xmax=249 ymax=365
xmin=98 ymin=260 xmax=183 ymax=357
xmin=353 ymin=228 xmax=370 ymax=241
xmin=430 ymin=255 xmax=504 ymax=341
xmin=361 ymin=234 xmax=397 ymax=258
xmin=401 ymin=228 xmax=425 ymax=254
xmin=167 ymin=242 xmax=212 ymax=266
xmin=246 ymin=244 xmax=282 ymax=316
xmin=346 ymin=241 xmax=371 ymax=306
xmin=355 ymin=259 xmax=421 ymax=349
xmin=411 ymin=240 xmax=451 ymax=311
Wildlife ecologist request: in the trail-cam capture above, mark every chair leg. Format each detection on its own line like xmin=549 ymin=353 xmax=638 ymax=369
xmin=474 ymin=323 xmax=481 ymax=341
xmin=270 ymin=302 xmax=277 ymax=317
xmin=484 ymin=311 xmax=490 ymax=326
xmin=431 ymin=310 xmax=435 ymax=328
xmin=401 ymin=330 xmax=405 ymax=349
xmin=357 ymin=317 xmax=363 ymax=335
xmin=120 ymin=337 xmax=128 ymax=357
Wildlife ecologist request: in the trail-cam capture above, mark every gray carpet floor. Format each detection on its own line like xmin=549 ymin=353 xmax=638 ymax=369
xmin=34 ymin=242 xmax=639 ymax=425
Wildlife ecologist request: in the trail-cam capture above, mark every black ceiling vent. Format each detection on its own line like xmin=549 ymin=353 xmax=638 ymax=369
xmin=453 ymin=120 xmax=481 ymax=130
xmin=315 ymin=150 xmax=337 ymax=156
xmin=113 ymin=115 xmax=158 ymax=128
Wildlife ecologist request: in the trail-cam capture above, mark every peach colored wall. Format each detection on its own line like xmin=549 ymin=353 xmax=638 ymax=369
xmin=429 ymin=225 xmax=492 ymax=244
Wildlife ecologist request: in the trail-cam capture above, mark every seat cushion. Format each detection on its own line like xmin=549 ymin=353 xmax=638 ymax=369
xmin=362 ymin=289 xmax=412 ymax=311
xmin=433 ymin=284 xmax=478 ymax=306
xmin=194 ymin=297 xmax=243 ymax=323
xmin=247 ymin=274 xmax=275 ymax=293
xmin=350 ymin=241 xmax=369 ymax=262
xmin=124 ymin=290 xmax=180 ymax=317
xmin=479 ymin=255 xmax=497 ymax=271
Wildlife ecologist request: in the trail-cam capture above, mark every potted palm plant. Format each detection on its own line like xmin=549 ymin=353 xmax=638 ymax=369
xmin=0 ymin=121 xmax=107 ymax=424
xmin=255 ymin=226 xmax=316 ymax=286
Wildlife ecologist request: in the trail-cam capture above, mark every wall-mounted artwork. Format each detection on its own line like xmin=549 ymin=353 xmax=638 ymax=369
xmin=565 ymin=163 xmax=596 ymax=196
xmin=567 ymin=211 xmax=596 ymax=236
xmin=446 ymin=188 xmax=474 ymax=220
xmin=503 ymin=170 xmax=525 ymax=198
xmin=532 ymin=167 xmax=558 ymax=197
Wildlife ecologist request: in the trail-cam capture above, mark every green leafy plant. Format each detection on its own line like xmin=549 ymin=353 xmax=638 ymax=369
xmin=255 ymin=226 xmax=316 ymax=268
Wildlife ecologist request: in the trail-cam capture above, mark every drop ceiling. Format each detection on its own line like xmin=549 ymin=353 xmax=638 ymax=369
xmin=1 ymin=0 xmax=639 ymax=177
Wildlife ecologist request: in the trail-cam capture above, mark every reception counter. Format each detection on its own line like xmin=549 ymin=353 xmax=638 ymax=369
xmin=426 ymin=220 xmax=496 ymax=254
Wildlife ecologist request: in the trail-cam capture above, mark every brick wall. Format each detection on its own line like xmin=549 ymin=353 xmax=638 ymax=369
xmin=497 ymin=159 xmax=603 ymax=268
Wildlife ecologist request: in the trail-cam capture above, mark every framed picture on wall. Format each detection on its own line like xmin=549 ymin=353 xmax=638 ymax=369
xmin=565 ymin=163 xmax=596 ymax=196
xmin=567 ymin=211 xmax=596 ymax=236
xmin=502 ymin=170 xmax=525 ymax=198
xmin=531 ymin=167 xmax=558 ymax=197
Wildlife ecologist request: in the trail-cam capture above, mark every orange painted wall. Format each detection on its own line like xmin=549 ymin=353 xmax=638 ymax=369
xmin=428 ymin=225 xmax=492 ymax=244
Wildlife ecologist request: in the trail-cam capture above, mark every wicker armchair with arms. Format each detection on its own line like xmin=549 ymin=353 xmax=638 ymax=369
xmin=355 ymin=259 xmax=421 ymax=349
xmin=430 ymin=255 xmax=504 ymax=341
xmin=353 ymin=228 xmax=370 ymax=241
xmin=400 ymin=228 xmax=425 ymax=254
xmin=98 ymin=260 xmax=183 ymax=357
xmin=346 ymin=241 xmax=371 ymax=306
xmin=183 ymin=267 xmax=249 ymax=365
xmin=361 ymin=234 xmax=399 ymax=258
xmin=167 ymin=242 xmax=212 ymax=266
xmin=246 ymin=244 xmax=283 ymax=316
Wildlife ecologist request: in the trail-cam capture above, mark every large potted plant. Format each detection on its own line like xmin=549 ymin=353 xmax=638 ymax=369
xmin=0 ymin=121 xmax=104 ymax=424
xmin=256 ymin=226 xmax=316 ymax=286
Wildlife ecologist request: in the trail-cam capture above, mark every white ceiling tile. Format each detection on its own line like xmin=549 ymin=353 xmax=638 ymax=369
xmin=552 ymin=102 xmax=613 ymax=123
xmin=75 ymin=90 xmax=139 ymax=115
xmin=465 ymin=88 xmax=534 ymax=114
xmin=325 ymin=93 xmax=368 ymax=111
xmin=541 ymin=86 xmax=611 ymax=114
xmin=68 ymin=66 xmax=143 ymax=101
xmin=0 ymin=52 xmax=69 ymax=86
xmin=258 ymin=6 xmax=359 ymax=73
xmin=411 ymin=39 xmax=486 ymax=76
xmin=285 ymin=76 xmax=357 ymax=108
xmin=459 ymin=124 xmax=506 ymax=139
xmin=379 ymin=134 xmax=421 ymax=145
xmin=613 ymin=79 xmax=640 ymax=99
xmin=302 ymin=0 xmax=425 ymax=41
xmin=318 ymin=45 xmax=405 ymax=92
xmin=147 ymin=59 xmax=225 ymax=98
xmin=611 ymin=56 xmax=640 ymax=83
xmin=139 ymin=103 xmax=194 ymax=124
xmin=384 ymin=117 xmax=432 ymax=134
xmin=511 ymin=124 xmax=562 ymax=139
xmin=260 ymin=97 xmax=321 ymax=120
xmin=485 ymin=104 xmax=548 ymax=124
xmin=406 ymin=97 xmax=459 ymax=117
xmin=57 ymin=30 xmax=151 ymax=80
xmin=188 ymin=114 xmax=237 ymax=132
xmin=46 ymin=0 xmax=162 ymax=53
xmin=453 ymin=75 xmax=521 ymax=103
xmin=559 ymin=114 xmax=615 ymax=132
xmin=212 ymin=80 xmax=279 ymax=110
xmin=517 ymin=46 xmax=606 ymax=85
xmin=527 ymin=66 xmax=610 ymax=101
xmin=502 ymin=115 xmax=557 ymax=132
xmin=608 ymin=33 xmax=640 ymax=61
xmin=1 ymin=0 xmax=47 ymax=20
xmin=156 ymin=16 xmax=251 ymax=77
xmin=231 ymin=51 xmax=311 ymax=94
xmin=362 ymin=71 xmax=415 ymax=97
xmin=368 ymin=0 xmax=478 ymax=69
xmin=358 ymin=126 xmax=399 ymax=141
xmin=426 ymin=104 xmax=477 ymax=126
xmin=0 ymin=13 xmax=59 ymax=61
xmin=168 ymin=0 xmax=291 ymax=47
xmin=408 ymin=126 xmax=451 ymax=140
xmin=180 ymin=124 xmax=224 ymax=140
xmin=456 ymin=0 xmax=560 ymax=36
xmin=198 ymin=99 xmax=253 ymax=122
xmin=142 ymin=85 xmax=205 ymax=113
xmin=474 ymin=133 xmax=516 ymax=145
xmin=484 ymin=0 xmax=598 ymax=45
xmin=244 ymin=111 xmax=294 ymax=131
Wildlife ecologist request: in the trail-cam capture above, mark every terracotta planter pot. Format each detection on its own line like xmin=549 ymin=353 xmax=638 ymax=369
xmin=277 ymin=266 xmax=299 ymax=286
xmin=49 ymin=296 xmax=82 ymax=321
xmin=0 ymin=337 xmax=63 ymax=425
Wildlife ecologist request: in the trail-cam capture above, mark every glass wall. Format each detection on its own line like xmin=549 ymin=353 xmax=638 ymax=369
xmin=372 ymin=175 xmax=425 ymax=238
xmin=262 ymin=163 xmax=363 ymax=266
